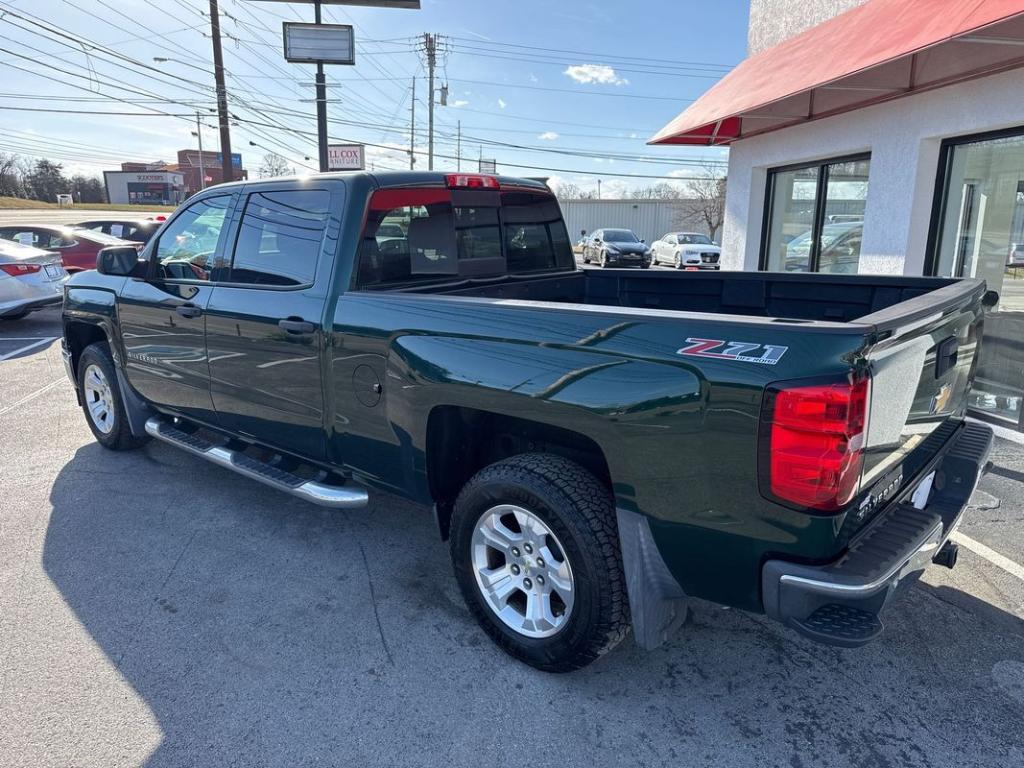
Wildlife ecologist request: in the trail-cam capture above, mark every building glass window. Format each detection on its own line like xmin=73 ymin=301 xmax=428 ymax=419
xmin=930 ymin=129 xmax=1024 ymax=429
xmin=762 ymin=156 xmax=870 ymax=274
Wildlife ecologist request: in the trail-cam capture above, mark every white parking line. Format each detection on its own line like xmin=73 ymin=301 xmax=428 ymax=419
xmin=951 ymin=532 xmax=1024 ymax=581
xmin=0 ymin=378 xmax=63 ymax=416
xmin=0 ymin=336 xmax=57 ymax=361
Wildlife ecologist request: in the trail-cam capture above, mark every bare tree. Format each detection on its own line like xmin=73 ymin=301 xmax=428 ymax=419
xmin=554 ymin=181 xmax=596 ymax=200
xmin=258 ymin=152 xmax=292 ymax=179
xmin=630 ymin=183 xmax=682 ymax=200
xmin=679 ymin=166 xmax=727 ymax=241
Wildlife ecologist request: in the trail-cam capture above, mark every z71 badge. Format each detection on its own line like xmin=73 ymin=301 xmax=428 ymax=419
xmin=676 ymin=337 xmax=788 ymax=365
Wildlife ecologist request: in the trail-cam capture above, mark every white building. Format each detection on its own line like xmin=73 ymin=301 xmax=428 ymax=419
xmin=558 ymin=199 xmax=709 ymax=246
xmin=103 ymin=170 xmax=184 ymax=206
xmin=652 ymin=0 xmax=1024 ymax=432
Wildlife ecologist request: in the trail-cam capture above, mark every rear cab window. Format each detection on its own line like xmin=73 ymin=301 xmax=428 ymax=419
xmin=356 ymin=182 xmax=574 ymax=288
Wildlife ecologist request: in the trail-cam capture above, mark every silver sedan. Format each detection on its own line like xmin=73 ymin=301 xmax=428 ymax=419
xmin=0 ymin=239 xmax=68 ymax=320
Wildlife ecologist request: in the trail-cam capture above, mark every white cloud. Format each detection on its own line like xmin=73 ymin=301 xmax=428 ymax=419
xmin=629 ymin=132 xmax=638 ymax=139
xmin=529 ymin=74 xmax=539 ymax=83
xmin=450 ymin=99 xmax=470 ymax=108
xmin=563 ymin=64 xmax=629 ymax=86
xmin=537 ymin=131 xmax=559 ymax=141
xmin=497 ymin=98 xmax=507 ymax=109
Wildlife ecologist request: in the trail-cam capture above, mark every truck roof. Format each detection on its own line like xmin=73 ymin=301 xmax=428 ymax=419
xmin=205 ymin=170 xmax=551 ymax=193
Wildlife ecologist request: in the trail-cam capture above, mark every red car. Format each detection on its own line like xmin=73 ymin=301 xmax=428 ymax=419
xmin=0 ymin=225 xmax=141 ymax=273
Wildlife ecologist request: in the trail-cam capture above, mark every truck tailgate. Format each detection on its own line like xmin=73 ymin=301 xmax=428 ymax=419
xmin=855 ymin=278 xmax=986 ymax=522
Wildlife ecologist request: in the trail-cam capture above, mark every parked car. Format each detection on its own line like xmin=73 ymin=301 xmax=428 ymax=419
xmin=0 ymin=239 xmax=68 ymax=320
xmin=62 ymin=171 xmax=992 ymax=672
xmin=650 ymin=232 xmax=721 ymax=269
xmin=74 ymin=219 xmax=161 ymax=244
xmin=0 ymin=225 xmax=141 ymax=273
xmin=783 ymin=222 xmax=863 ymax=273
xmin=581 ymin=228 xmax=651 ymax=267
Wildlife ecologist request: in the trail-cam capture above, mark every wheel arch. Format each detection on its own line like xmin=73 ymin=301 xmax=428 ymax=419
xmin=425 ymin=404 xmax=612 ymax=540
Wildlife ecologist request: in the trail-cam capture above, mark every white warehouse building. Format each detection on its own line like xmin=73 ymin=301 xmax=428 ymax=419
xmin=558 ymin=199 xmax=710 ymax=246
xmin=651 ymin=0 xmax=1024 ymax=433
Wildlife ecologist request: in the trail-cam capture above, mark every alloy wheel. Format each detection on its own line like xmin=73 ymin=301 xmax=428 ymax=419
xmin=83 ymin=363 xmax=115 ymax=434
xmin=471 ymin=503 xmax=575 ymax=638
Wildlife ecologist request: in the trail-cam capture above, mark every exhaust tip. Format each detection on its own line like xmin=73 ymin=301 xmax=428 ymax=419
xmin=932 ymin=541 xmax=959 ymax=570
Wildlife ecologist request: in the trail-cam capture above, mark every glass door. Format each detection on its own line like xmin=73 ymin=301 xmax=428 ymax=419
xmin=930 ymin=129 xmax=1024 ymax=430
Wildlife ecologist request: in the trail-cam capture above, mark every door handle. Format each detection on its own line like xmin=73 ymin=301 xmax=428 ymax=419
xmin=175 ymin=304 xmax=202 ymax=319
xmin=278 ymin=318 xmax=316 ymax=334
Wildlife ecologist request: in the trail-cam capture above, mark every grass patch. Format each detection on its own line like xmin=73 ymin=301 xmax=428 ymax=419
xmin=0 ymin=196 xmax=177 ymax=212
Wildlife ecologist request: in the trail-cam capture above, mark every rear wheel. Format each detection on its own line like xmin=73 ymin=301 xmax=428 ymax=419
xmin=78 ymin=342 xmax=149 ymax=451
xmin=450 ymin=453 xmax=629 ymax=672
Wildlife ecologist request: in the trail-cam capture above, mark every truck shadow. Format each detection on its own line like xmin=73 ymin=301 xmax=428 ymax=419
xmin=44 ymin=442 xmax=1024 ymax=768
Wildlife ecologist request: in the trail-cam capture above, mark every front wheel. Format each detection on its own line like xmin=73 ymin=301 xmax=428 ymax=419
xmin=600 ymin=251 xmax=608 ymax=268
xmin=78 ymin=342 xmax=149 ymax=451
xmin=450 ymin=454 xmax=630 ymax=672
xmin=674 ymin=253 xmax=682 ymax=269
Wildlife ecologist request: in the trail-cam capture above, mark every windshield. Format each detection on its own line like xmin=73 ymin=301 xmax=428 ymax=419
xmin=677 ymin=233 xmax=712 ymax=245
xmin=603 ymin=229 xmax=638 ymax=243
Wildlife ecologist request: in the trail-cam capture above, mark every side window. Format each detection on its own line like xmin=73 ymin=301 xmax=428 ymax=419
xmin=154 ymin=195 xmax=232 ymax=281
xmin=227 ymin=189 xmax=330 ymax=286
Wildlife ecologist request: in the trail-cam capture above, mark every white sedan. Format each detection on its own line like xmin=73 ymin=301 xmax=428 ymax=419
xmin=650 ymin=232 xmax=721 ymax=270
xmin=0 ymin=240 xmax=68 ymax=320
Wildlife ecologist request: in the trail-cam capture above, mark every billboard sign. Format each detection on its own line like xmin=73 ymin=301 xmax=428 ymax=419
xmin=328 ymin=144 xmax=366 ymax=171
xmin=216 ymin=152 xmax=243 ymax=169
xmin=479 ymin=158 xmax=497 ymax=174
xmin=283 ymin=22 xmax=355 ymax=65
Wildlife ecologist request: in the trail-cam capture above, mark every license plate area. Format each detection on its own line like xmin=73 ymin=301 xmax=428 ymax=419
xmin=44 ymin=264 xmax=63 ymax=280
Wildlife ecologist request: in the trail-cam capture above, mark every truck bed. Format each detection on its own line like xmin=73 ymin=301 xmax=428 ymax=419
xmin=392 ymin=268 xmax=964 ymax=326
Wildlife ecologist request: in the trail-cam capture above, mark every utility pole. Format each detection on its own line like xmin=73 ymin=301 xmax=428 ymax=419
xmin=195 ymin=112 xmax=206 ymax=192
xmin=457 ymin=120 xmax=461 ymax=171
xmin=598 ymin=179 xmax=602 ymax=199
xmin=424 ymin=33 xmax=436 ymax=170
xmin=409 ymin=77 xmax=416 ymax=170
xmin=208 ymin=0 xmax=233 ymax=183
xmin=314 ymin=1 xmax=329 ymax=172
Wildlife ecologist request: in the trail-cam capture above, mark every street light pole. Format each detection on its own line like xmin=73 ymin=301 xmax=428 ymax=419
xmin=208 ymin=0 xmax=234 ymax=183
xmin=314 ymin=0 xmax=329 ymax=172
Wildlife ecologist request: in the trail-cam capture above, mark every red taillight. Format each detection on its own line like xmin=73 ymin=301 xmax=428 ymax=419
xmin=762 ymin=375 xmax=869 ymax=512
xmin=445 ymin=173 xmax=499 ymax=189
xmin=0 ymin=263 xmax=42 ymax=276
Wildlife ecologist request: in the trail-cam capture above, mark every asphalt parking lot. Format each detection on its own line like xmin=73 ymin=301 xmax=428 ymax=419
xmin=2 ymin=308 xmax=1024 ymax=768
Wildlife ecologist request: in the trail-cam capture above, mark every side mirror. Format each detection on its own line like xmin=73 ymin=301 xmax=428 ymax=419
xmin=982 ymin=289 xmax=1000 ymax=309
xmin=640 ymin=238 xmax=646 ymax=244
xmin=580 ymin=230 xmax=587 ymax=237
xmin=96 ymin=245 xmax=145 ymax=277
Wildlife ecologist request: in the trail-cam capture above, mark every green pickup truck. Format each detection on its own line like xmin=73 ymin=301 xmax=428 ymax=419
xmin=61 ymin=172 xmax=994 ymax=671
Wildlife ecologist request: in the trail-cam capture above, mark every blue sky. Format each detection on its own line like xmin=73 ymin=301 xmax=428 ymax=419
xmin=0 ymin=0 xmax=749 ymax=196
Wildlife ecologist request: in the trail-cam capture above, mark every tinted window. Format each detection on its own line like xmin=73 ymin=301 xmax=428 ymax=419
xmin=228 ymin=190 xmax=330 ymax=286
xmin=357 ymin=188 xmax=573 ymax=287
xmin=603 ymin=229 xmax=638 ymax=243
xmin=154 ymin=195 xmax=232 ymax=281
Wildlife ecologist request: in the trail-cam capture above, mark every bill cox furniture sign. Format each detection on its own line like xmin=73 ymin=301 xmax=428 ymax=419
xmin=328 ymin=144 xmax=365 ymax=171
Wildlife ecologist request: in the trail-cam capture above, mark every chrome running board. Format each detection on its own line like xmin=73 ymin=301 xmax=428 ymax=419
xmin=144 ymin=415 xmax=368 ymax=509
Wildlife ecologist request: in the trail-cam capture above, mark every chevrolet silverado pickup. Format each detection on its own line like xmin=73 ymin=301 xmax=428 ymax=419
xmin=61 ymin=171 xmax=993 ymax=671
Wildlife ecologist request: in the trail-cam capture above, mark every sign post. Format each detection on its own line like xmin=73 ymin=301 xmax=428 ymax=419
xmin=257 ymin=0 xmax=421 ymax=172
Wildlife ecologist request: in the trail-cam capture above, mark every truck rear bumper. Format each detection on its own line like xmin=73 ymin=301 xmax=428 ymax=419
xmin=761 ymin=421 xmax=993 ymax=647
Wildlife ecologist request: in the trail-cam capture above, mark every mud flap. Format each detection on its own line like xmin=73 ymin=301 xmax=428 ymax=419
xmin=616 ymin=508 xmax=689 ymax=650
xmin=115 ymin=367 xmax=155 ymax=438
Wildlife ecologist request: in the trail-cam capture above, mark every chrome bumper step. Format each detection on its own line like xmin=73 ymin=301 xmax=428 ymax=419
xmin=144 ymin=416 xmax=369 ymax=509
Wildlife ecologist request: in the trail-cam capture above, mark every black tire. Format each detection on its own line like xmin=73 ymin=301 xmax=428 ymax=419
xmin=450 ymin=453 xmax=629 ymax=672
xmin=600 ymin=250 xmax=608 ymax=268
xmin=77 ymin=342 xmax=149 ymax=451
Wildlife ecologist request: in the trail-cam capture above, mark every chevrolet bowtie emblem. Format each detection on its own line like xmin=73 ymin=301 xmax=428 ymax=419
xmin=931 ymin=383 xmax=952 ymax=414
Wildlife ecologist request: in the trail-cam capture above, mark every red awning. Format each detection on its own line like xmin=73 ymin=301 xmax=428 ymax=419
xmin=650 ymin=0 xmax=1024 ymax=145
